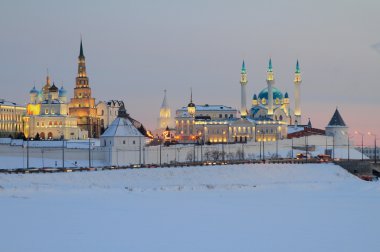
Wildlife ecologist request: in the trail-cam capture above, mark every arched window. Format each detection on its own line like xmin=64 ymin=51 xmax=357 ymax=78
xmin=47 ymin=132 xmax=53 ymax=139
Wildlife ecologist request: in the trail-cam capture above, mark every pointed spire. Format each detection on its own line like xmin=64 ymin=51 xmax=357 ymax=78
xmin=241 ymin=60 xmax=246 ymax=73
xmin=295 ymin=60 xmax=300 ymax=73
xmin=268 ymin=58 xmax=273 ymax=72
xmin=161 ymin=89 xmax=169 ymax=108
xmin=79 ymin=38 xmax=84 ymax=58
xmin=190 ymin=87 xmax=193 ymax=103
xmin=327 ymin=108 xmax=346 ymax=127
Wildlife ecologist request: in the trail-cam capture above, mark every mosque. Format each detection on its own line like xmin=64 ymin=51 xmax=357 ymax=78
xmin=158 ymin=58 xmax=307 ymax=144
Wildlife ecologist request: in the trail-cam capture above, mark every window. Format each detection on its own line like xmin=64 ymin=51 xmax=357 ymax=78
xmin=123 ymin=140 xmax=126 ymax=144
xmin=36 ymin=122 xmax=39 ymax=126
xmin=219 ymin=114 xmax=222 ymax=118
xmin=225 ymin=114 xmax=228 ymax=118
xmin=133 ymin=140 xmax=135 ymax=144
xmin=45 ymin=109 xmax=49 ymax=114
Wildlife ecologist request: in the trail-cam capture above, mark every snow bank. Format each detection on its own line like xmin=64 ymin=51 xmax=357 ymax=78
xmin=0 ymin=163 xmax=362 ymax=193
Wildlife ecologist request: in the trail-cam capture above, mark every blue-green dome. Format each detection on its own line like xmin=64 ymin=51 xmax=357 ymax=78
xmin=257 ymin=87 xmax=283 ymax=101
xmin=29 ymin=86 xmax=38 ymax=94
xmin=59 ymin=86 xmax=67 ymax=97
xmin=284 ymin=92 xmax=289 ymax=98
xmin=252 ymin=94 xmax=257 ymax=100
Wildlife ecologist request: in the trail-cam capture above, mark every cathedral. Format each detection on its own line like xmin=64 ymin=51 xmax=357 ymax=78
xmin=24 ymin=74 xmax=87 ymax=140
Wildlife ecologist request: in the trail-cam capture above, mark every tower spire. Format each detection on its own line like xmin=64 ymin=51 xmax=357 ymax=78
xmin=239 ymin=60 xmax=248 ymax=117
xmin=79 ymin=38 xmax=84 ymax=58
xmin=190 ymin=87 xmax=193 ymax=103
xmin=294 ymin=60 xmax=302 ymax=124
xmin=266 ymin=58 xmax=275 ymax=116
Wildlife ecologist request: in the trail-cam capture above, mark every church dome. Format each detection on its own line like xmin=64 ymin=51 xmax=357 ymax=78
xmin=59 ymin=86 xmax=67 ymax=97
xmin=29 ymin=86 xmax=38 ymax=94
xmin=284 ymin=92 xmax=289 ymax=98
xmin=258 ymin=87 xmax=283 ymax=101
xmin=49 ymin=83 xmax=58 ymax=92
xmin=252 ymin=94 xmax=257 ymax=100
xmin=188 ymin=102 xmax=195 ymax=108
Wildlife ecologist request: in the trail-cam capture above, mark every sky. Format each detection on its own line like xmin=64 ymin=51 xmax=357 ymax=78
xmin=0 ymin=0 xmax=379 ymax=145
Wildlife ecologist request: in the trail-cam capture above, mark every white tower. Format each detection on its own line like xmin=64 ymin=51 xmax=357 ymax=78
xmin=294 ymin=60 xmax=302 ymax=125
xmin=157 ymin=89 xmax=172 ymax=129
xmin=266 ymin=58 xmax=275 ymax=116
xmin=240 ymin=60 xmax=248 ymax=117
xmin=325 ymin=108 xmax=348 ymax=146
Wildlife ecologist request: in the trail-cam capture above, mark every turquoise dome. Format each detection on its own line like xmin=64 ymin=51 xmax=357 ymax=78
xmin=257 ymin=87 xmax=283 ymax=101
xmin=59 ymin=86 xmax=67 ymax=97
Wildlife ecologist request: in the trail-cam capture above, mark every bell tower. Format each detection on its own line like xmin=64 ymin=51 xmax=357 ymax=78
xmin=69 ymin=39 xmax=100 ymax=138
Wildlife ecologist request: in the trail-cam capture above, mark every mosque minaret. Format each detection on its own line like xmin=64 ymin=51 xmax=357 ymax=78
xmin=239 ymin=60 xmax=248 ymax=118
xmin=266 ymin=58 xmax=275 ymax=117
xmin=294 ymin=60 xmax=302 ymax=124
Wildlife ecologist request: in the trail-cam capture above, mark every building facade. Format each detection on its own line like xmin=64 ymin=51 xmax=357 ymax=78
xmin=24 ymin=75 xmax=87 ymax=140
xmin=69 ymin=40 xmax=100 ymax=138
xmin=0 ymin=99 xmax=25 ymax=137
xmin=96 ymin=100 xmax=124 ymax=133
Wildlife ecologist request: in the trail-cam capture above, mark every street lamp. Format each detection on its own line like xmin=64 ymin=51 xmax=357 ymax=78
xmin=257 ymin=130 xmax=265 ymax=161
xmin=368 ymin=132 xmax=377 ymax=164
xmin=342 ymin=131 xmax=353 ymax=161
xmin=355 ymin=131 xmax=364 ymax=161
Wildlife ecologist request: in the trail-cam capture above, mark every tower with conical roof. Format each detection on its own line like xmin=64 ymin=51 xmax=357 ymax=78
xmin=266 ymin=58 xmax=275 ymax=116
xmin=294 ymin=60 xmax=302 ymax=125
xmin=157 ymin=90 xmax=173 ymax=129
xmin=240 ymin=60 xmax=248 ymax=117
xmin=325 ymin=108 xmax=349 ymax=146
xmin=69 ymin=39 xmax=100 ymax=138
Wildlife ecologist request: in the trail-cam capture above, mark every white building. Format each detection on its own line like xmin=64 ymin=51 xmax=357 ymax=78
xmin=101 ymin=105 xmax=146 ymax=166
xmin=96 ymin=100 xmax=124 ymax=133
xmin=24 ymin=75 xmax=87 ymax=140
xmin=0 ymin=99 xmax=26 ymax=138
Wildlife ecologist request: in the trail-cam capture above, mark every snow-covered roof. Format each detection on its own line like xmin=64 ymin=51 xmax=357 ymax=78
xmin=178 ymin=104 xmax=237 ymax=112
xmin=287 ymin=125 xmax=305 ymax=134
xmin=101 ymin=117 xmax=143 ymax=137
xmin=0 ymin=99 xmax=24 ymax=107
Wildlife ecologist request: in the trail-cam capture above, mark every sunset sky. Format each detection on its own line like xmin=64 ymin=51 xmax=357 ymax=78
xmin=1 ymin=0 xmax=379 ymax=145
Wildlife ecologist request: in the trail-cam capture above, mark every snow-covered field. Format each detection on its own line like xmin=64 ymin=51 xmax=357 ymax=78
xmin=1 ymin=163 xmax=379 ymax=252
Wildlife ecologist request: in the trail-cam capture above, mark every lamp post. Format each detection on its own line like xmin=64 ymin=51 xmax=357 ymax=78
xmin=355 ymin=131 xmax=364 ymax=161
xmin=368 ymin=132 xmax=377 ymax=164
xmin=342 ymin=131 xmax=353 ymax=161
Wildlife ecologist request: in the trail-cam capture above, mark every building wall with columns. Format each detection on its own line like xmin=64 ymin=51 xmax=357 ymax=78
xmin=0 ymin=99 xmax=26 ymax=137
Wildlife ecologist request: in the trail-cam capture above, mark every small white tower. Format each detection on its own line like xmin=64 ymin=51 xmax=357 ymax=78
xmin=240 ymin=60 xmax=248 ymax=118
xmin=294 ymin=60 xmax=302 ymax=124
xmin=266 ymin=58 xmax=275 ymax=116
xmin=325 ymin=108 xmax=348 ymax=146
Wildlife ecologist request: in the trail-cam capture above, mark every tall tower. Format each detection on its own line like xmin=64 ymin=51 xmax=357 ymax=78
xmin=187 ymin=88 xmax=196 ymax=117
xmin=294 ymin=60 xmax=302 ymax=125
xmin=69 ymin=39 xmax=99 ymax=138
xmin=157 ymin=89 xmax=172 ymax=129
xmin=266 ymin=58 xmax=275 ymax=116
xmin=240 ymin=60 xmax=248 ymax=118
